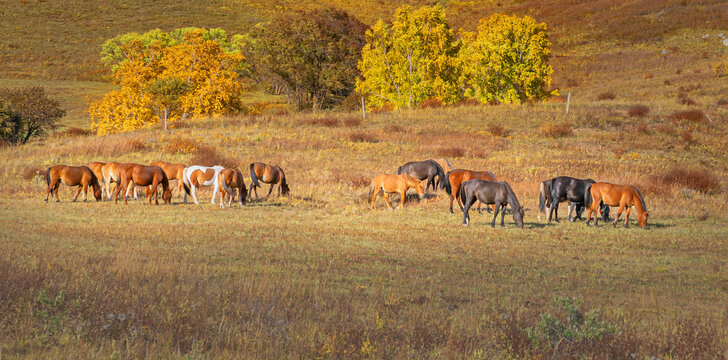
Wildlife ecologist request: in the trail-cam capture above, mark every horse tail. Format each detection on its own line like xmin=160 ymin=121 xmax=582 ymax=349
xmin=444 ymin=171 xmax=452 ymax=195
xmin=458 ymin=180 xmax=467 ymax=205
xmin=249 ymin=163 xmax=261 ymax=188
xmin=538 ymin=181 xmax=546 ymax=215
xmin=278 ymin=167 xmax=290 ymax=196
xmin=46 ymin=167 xmax=51 ymax=186
xmin=584 ymin=183 xmax=593 ymax=210
xmin=220 ymin=171 xmax=235 ymax=197
xmin=182 ymin=168 xmax=191 ymax=196
xmin=432 ymin=161 xmax=450 ymax=193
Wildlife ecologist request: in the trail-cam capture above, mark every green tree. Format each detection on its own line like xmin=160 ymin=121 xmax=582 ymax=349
xmin=459 ymin=14 xmax=556 ymax=104
xmin=146 ymin=77 xmax=189 ymax=131
xmin=356 ymin=5 xmax=461 ymax=109
xmin=0 ymin=86 xmax=65 ymax=144
xmin=239 ymin=8 xmax=367 ymax=111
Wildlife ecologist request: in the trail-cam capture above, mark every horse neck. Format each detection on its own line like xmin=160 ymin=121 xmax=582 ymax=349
xmin=503 ymin=182 xmax=520 ymax=209
xmin=630 ymin=186 xmax=647 ymax=214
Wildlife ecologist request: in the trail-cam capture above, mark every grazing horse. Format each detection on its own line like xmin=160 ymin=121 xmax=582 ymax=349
xmin=397 ymin=159 xmax=451 ymax=193
xmin=460 ymin=180 xmax=524 ymax=228
xmin=218 ymin=168 xmax=247 ymax=208
xmin=370 ymin=174 xmax=425 ymax=209
xmin=87 ymin=161 xmax=105 ymax=190
xmin=431 ymin=158 xmax=453 ymax=188
xmin=445 ymin=169 xmax=497 ymax=213
xmin=546 ymin=176 xmax=603 ymax=223
xmin=586 ymin=182 xmax=649 ymax=228
xmin=45 ymin=165 xmax=102 ymax=202
xmin=113 ymin=164 xmax=172 ymax=205
xmin=182 ymin=165 xmax=227 ymax=205
xmin=101 ymin=162 xmax=137 ymax=201
xmin=538 ymin=179 xmax=610 ymax=222
xmin=248 ymin=162 xmax=290 ymax=199
xmin=150 ymin=161 xmax=187 ymax=197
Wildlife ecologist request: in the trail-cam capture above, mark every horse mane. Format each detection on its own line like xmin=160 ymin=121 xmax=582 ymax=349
xmin=430 ymin=161 xmax=451 ymax=194
xmin=46 ymin=167 xmax=51 ymax=186
xmin=83 ymin=165 xmax=99 ymax=186
xmin=278 ymin=166 xmax=290 ymax=195
xmin=445 ymin=159 xmax=454 ymax=172
xmin=489 ymin=171 xmax=497 ymax=181
xmin=501 ymin=181 xmax=521 ymax=210
xmin=631 ymin=185 xmax=647 ymax=212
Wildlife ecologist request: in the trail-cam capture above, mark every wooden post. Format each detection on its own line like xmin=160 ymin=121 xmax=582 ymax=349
xmin=565 ymin=92 xmax=571 ymax=115
xmin=361 ymin=97 xmax=366 ymax=119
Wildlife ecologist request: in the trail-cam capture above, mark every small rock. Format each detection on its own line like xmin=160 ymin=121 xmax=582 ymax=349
xmin=702 ymin=34 xmax=710 ymax=39
xmin=661 ymin=49 xmax=669 ymax=55
xmin=723 ymin=39 xmax=728 ymax=47
xmin=718 ymin=33 xmax=725 ymax=39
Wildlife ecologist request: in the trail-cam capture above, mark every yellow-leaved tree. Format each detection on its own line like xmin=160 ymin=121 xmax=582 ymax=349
xmin=90 ymin=30 xmax=244 ymax=135
xmin=459 ymin=14 xmax=556 ymax=104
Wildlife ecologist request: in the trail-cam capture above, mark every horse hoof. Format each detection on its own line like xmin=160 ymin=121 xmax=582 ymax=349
xmin=56 ymin=200 xmax=60 ymax=203
xmin=450 ymin=209 xmax=454 ymax=214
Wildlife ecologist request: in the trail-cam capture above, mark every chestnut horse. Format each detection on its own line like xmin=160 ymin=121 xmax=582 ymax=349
xmin=150 ymin=161 xmax=186 ymax=197
xmin=459 ymin=180 xmax=524 ymax=228
xmin=218 ymin=168 xmax=247 ymax=208
xmin=45 ymin=165 xmax=102 ymax=202
xmin=445 ymin=169 xmax=497 ymax=213
xmin=370 ymin=174 xmax=425 ymax=209
xmin=101 ymin=162 xmax=137 ymax=201
xmin=182 ymin=165 xmax=228 ymax=205
xmin=249 ymin=162 xmax=289 ymax=199
xmin=87 ymin=161 xmax=105 ymax=190
xmin=585 ymin=182 xmax=649 ymax=228
xmin=113 ymin=164 xmax=172 ymax=205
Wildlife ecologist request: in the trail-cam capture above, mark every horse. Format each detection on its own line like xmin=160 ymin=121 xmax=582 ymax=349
xmin=431 ymin=158 xmax=453 ymax=188
xmin=460 ymin=180 xmax=524 ymax=228
xmin=87 ymin=161 xmax=106 ymax=190
xmin=45 ymin=165 xmax=102 ymax=202
xmin=585 ymin=182 xmax=649 ymax=228
xmin=445 ymin=169 xmax=497 ymax=213
xmin=546 ymin=176 xmax=604 ymax=223
xmin=248 ymin=162 xmax=289 ymax=199
xmin=182 ymin=165 xmax=228 ymax=205
xmin=370 ymin=174 xmax=425 ymax=209
xmin=101 ymin=162 xmax=137 ymax=201
xmin=150 ymin=161 xmax=187 ymax=197
xmin=538 ymin=179 xmax=611 ymax=222
xmin=113 ymin=164 xmax=172 ymax=205
xmin=218 ymin=168 xmax=247 ymax=208
xmin=397 ymin=159 xmax=451 ymax=193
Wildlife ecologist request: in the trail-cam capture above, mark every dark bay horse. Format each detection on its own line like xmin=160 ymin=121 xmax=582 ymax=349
xmin=431 ymin=158 xmax=453 ymax=188
xmin=397 ymin=159 xmax=451 ymax=193
xmin=445 ymin=169 xmax=497 ymax=213
xmin=114 ymin=164 xmax=172 ymax=205
xmin=586 ymin=182 xmax=649 ymax=228
xmin=370 ymin=174 xmax=425 ymax=209
xmin=249 ymin=162 xmax=289 ymax=199
xmin=545 ymin=176 xmax=608 ymax=223
xmin=539 ymin=178 xmax=610 ymax=222
xmin=45 ymin=165 xmax=102 ymax=202
xmin=460 ymin=180 xmax=524 ymax=228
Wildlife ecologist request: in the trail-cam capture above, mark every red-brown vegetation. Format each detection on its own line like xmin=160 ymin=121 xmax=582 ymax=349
xmin=627 ymin=105 xmax=649 ymax=118
xmin=419 ymin=98 xmax=444 ymax=109
xmin=343 ymin=117 xmax=362 ymax=127
xmin=669 ymin=109 xmax=707 ymax=123
xmin=488 ymin=124 xmax=507 ymax=137
xmin=539 ymin=122 xmax=573 ymax=137
xmin=348 ymin=131 xmax=379 ymax=143
xmin=596 ymin=92 xmax=616 ymax=101
xmin=305 ymin=117 xmax=339 ymax=127
xmin=437 ymin=147 xmax=466 ymax=158
xmin=188 ymin=145 xmax=239 ymax=168
xmin=649 ymin=167 xmax=721 ymax=194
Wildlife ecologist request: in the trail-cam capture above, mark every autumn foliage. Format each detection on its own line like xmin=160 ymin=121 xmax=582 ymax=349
xmin=89 ymin=30 xmax=244 ymax=135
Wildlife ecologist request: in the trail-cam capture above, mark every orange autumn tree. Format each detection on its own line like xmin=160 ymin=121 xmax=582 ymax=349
xmin=90 ymin=30 xmax=244 ymax=135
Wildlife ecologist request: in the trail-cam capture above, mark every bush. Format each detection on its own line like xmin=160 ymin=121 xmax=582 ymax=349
xmin=348 ymin=131 xmax=379 ymax=143
xmin=656 ymin=124 xmax=677 ymax=135
xmin=680 ymin=130 xmax=694 ymax=145
xmin=669 ymin=109 xmax=706 ymax=123
xmin=342 ymin=117 xmax=362 ymax=127
xmin=488 ymin=124 xmax=507 ymax=137
xmin=419 ymin=98 xmax=444 ymax=109
xmin=0 ymin=86 xmax=65 ymax=144
xmin=164 ymin=137 xmax=199 ymax=154
xmin=596 ymin=91 xmax=615 ymax=101
xmin=677 ymin=91 xmax=697 ymax=106
xmin=653 ymin=167 xmax=720 ymax=194
xmin=539 ymin=122 xmax=573 ymax=137
xmin=57 ymin=127 xmax=92 ymax=137
xmin=188 ymin=145 xmax=238 ymax=168
xmin=437 ymin=147 xmax=465 ymax=158
xmin=627 ymin=105 xmax=649 ymax=118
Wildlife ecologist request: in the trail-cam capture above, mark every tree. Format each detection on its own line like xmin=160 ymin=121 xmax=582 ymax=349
xmin=90 ymin=30 xmax=245 ymax=135
xmin=459 ymin=14 xmax=556 ymax=104
xmin=238 ymin=8 xmax=367 ymax=111
xmin=0 ymin=86 xmax=65 ymax=144
xmin=356 ymin=5 xmax=461 ymax=109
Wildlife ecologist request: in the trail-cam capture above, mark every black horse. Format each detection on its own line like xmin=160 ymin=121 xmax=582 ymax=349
xmin=460 ymin=179 xmax=524 ymax=228
xmin=397 ymin=160 xmax=451 ymax=193
xmin=544 ymin=176 xmax=609 ymax=222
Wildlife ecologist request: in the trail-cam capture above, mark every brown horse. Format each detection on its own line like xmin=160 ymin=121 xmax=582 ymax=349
xmin=370 ymin=174 xmax=425 ymax=209
xmin=113 ymin=164 xmax=172 ymax=205
xmin=445 ymin=169 xmax=497 ymax=213
xmin=249 ymin=162 xmax=289 ymax=199
xmin=431 ymin=158 xmax=453 ymax=188
xmin=585 ymin=182 xmax=649 ymax=228
xmin=218 ymin=168 xmax=247 ymax=207
xmin=150 ymin=161 xmax=187 ymax=197
xmin=87 ymin=161 xmax=105 ymax=190
xmin=101 ymin=161 xmax=137 ymax=201
xmin=45 ymin=165 xmax=102 ymax=202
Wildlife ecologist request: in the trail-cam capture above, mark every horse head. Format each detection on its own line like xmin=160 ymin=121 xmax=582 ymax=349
xmin=514 ymin=206 xmax=525 ymax=228
xmin=638 ymin=211 xmax=649 ymax=228
xmin=92 ymin=184 xmax=103 ymax=201
xmin=163 ymin=188 xmax=172 ymax=204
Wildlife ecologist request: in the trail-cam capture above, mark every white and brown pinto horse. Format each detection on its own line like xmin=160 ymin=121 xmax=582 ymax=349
xmin=182 ymin=165 xmax=231 ymax=205
xmin=45 ymin=165 xmax=102 ymax=202
xmin=217 ymin=168 xmax=247 ymax=208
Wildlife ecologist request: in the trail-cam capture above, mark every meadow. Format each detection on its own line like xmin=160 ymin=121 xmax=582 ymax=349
xmin=2 ymin=0 xmax=728 ymax=358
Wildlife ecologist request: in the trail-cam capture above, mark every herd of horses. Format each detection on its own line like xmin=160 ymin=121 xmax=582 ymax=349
xmin=43 ymin=157 xmax=649 ymax=228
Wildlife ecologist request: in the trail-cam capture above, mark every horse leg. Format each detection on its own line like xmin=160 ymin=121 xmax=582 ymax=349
xmin=491 ymin=203 xmax=500 ymax=228
xmin=370 ymin=189 xmax=379 ymax=209
xmin=501 ymin=204 xmax=507 ymax=227
xmin=82 ymin=182 xmax=89 ymax=201
xmin=384 ymin=192 xmax=395 ymax=210
xmin=450 ymin=193 xmax=455 ymax=214
xmin=463 ymin=195 xmax=475 ymax=226
xmin=548 ymin=202 xmax=557 ymax=222
xmin=45 ymin=178 xmax=57 ymax=202
xmin=568 ymin=203 xmax=575 ymax=222
xmin=267 ymin=183 xmax=274 ymax=198
xmin=278 ymin=182 xmax=281 ymax=197
xmin=191 ymin=184 xmax=199 ymax=205
xmin=612 ymin=202 xmax=626 ymax=227
xmin=624 ymin=206 xmax=632 ymax=228
xmin=73 ymin=185 xmax=82 ymax=202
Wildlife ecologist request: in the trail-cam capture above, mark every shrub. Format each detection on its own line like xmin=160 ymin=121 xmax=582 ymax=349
xmin=653 ymin=167 xmax=721 ymax=194
xmin=717 ymin=98 xmax=727 ymax=106
xmin=488 ymin=124 xmax=507 ymax=137
xmin=627 ymin=105 xmax=649 ymax=118
xmin=539 ymin=122 xmax=573 ymax=137
xmin=596 ymin=91 xmax=615 ymax=101
xmin=526 ymin=297 xmax=619 ymax=350
xmin=305 ymin=117 xmax=339 ymax=127
xmin=342 ymin=117 xmax=362 ymax=127
xmin=656 ymin=124 xmax=677 ymax=135
xmin=385 ymin=124 xmax=405 ymax=133
xmin=348 ymin=131 xmax=379 ymax=143
xmin=677 ymin=91 xmax=697 ymax=106
xmin=22 ymin=166 xmax=45 ymax=181
xmin=0 ymin=86 xmax=65 ymax=144
xmin=669 ymin=109 xmax=706 ymax=123
xmin=419 ymin=98 xmax=444 ymax=109
xmin=343 ymin=175 xmax=370 ymax=188
xmin=642 ymin=72 xmax=653 ymax=79
xmin=635 ymin=122 xmax=649 ymax=134
xmin=57 ymin=127 xmax=92 ymax=137
xmin=164 ymin=137 xmax=199 ymax=154
xmin=188 ymin=145 xmax=238 ymax=168
xmin=437 ymin=147 xmax=465 ymax=158
xmin=680 ymin=130 xmax=694 ymax=145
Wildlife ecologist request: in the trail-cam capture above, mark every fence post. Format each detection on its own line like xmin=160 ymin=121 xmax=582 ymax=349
xmin=565 ymin=92 xmax=571 ymax=115
xmin=361 ymin=97 xmax=366 ymax=119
